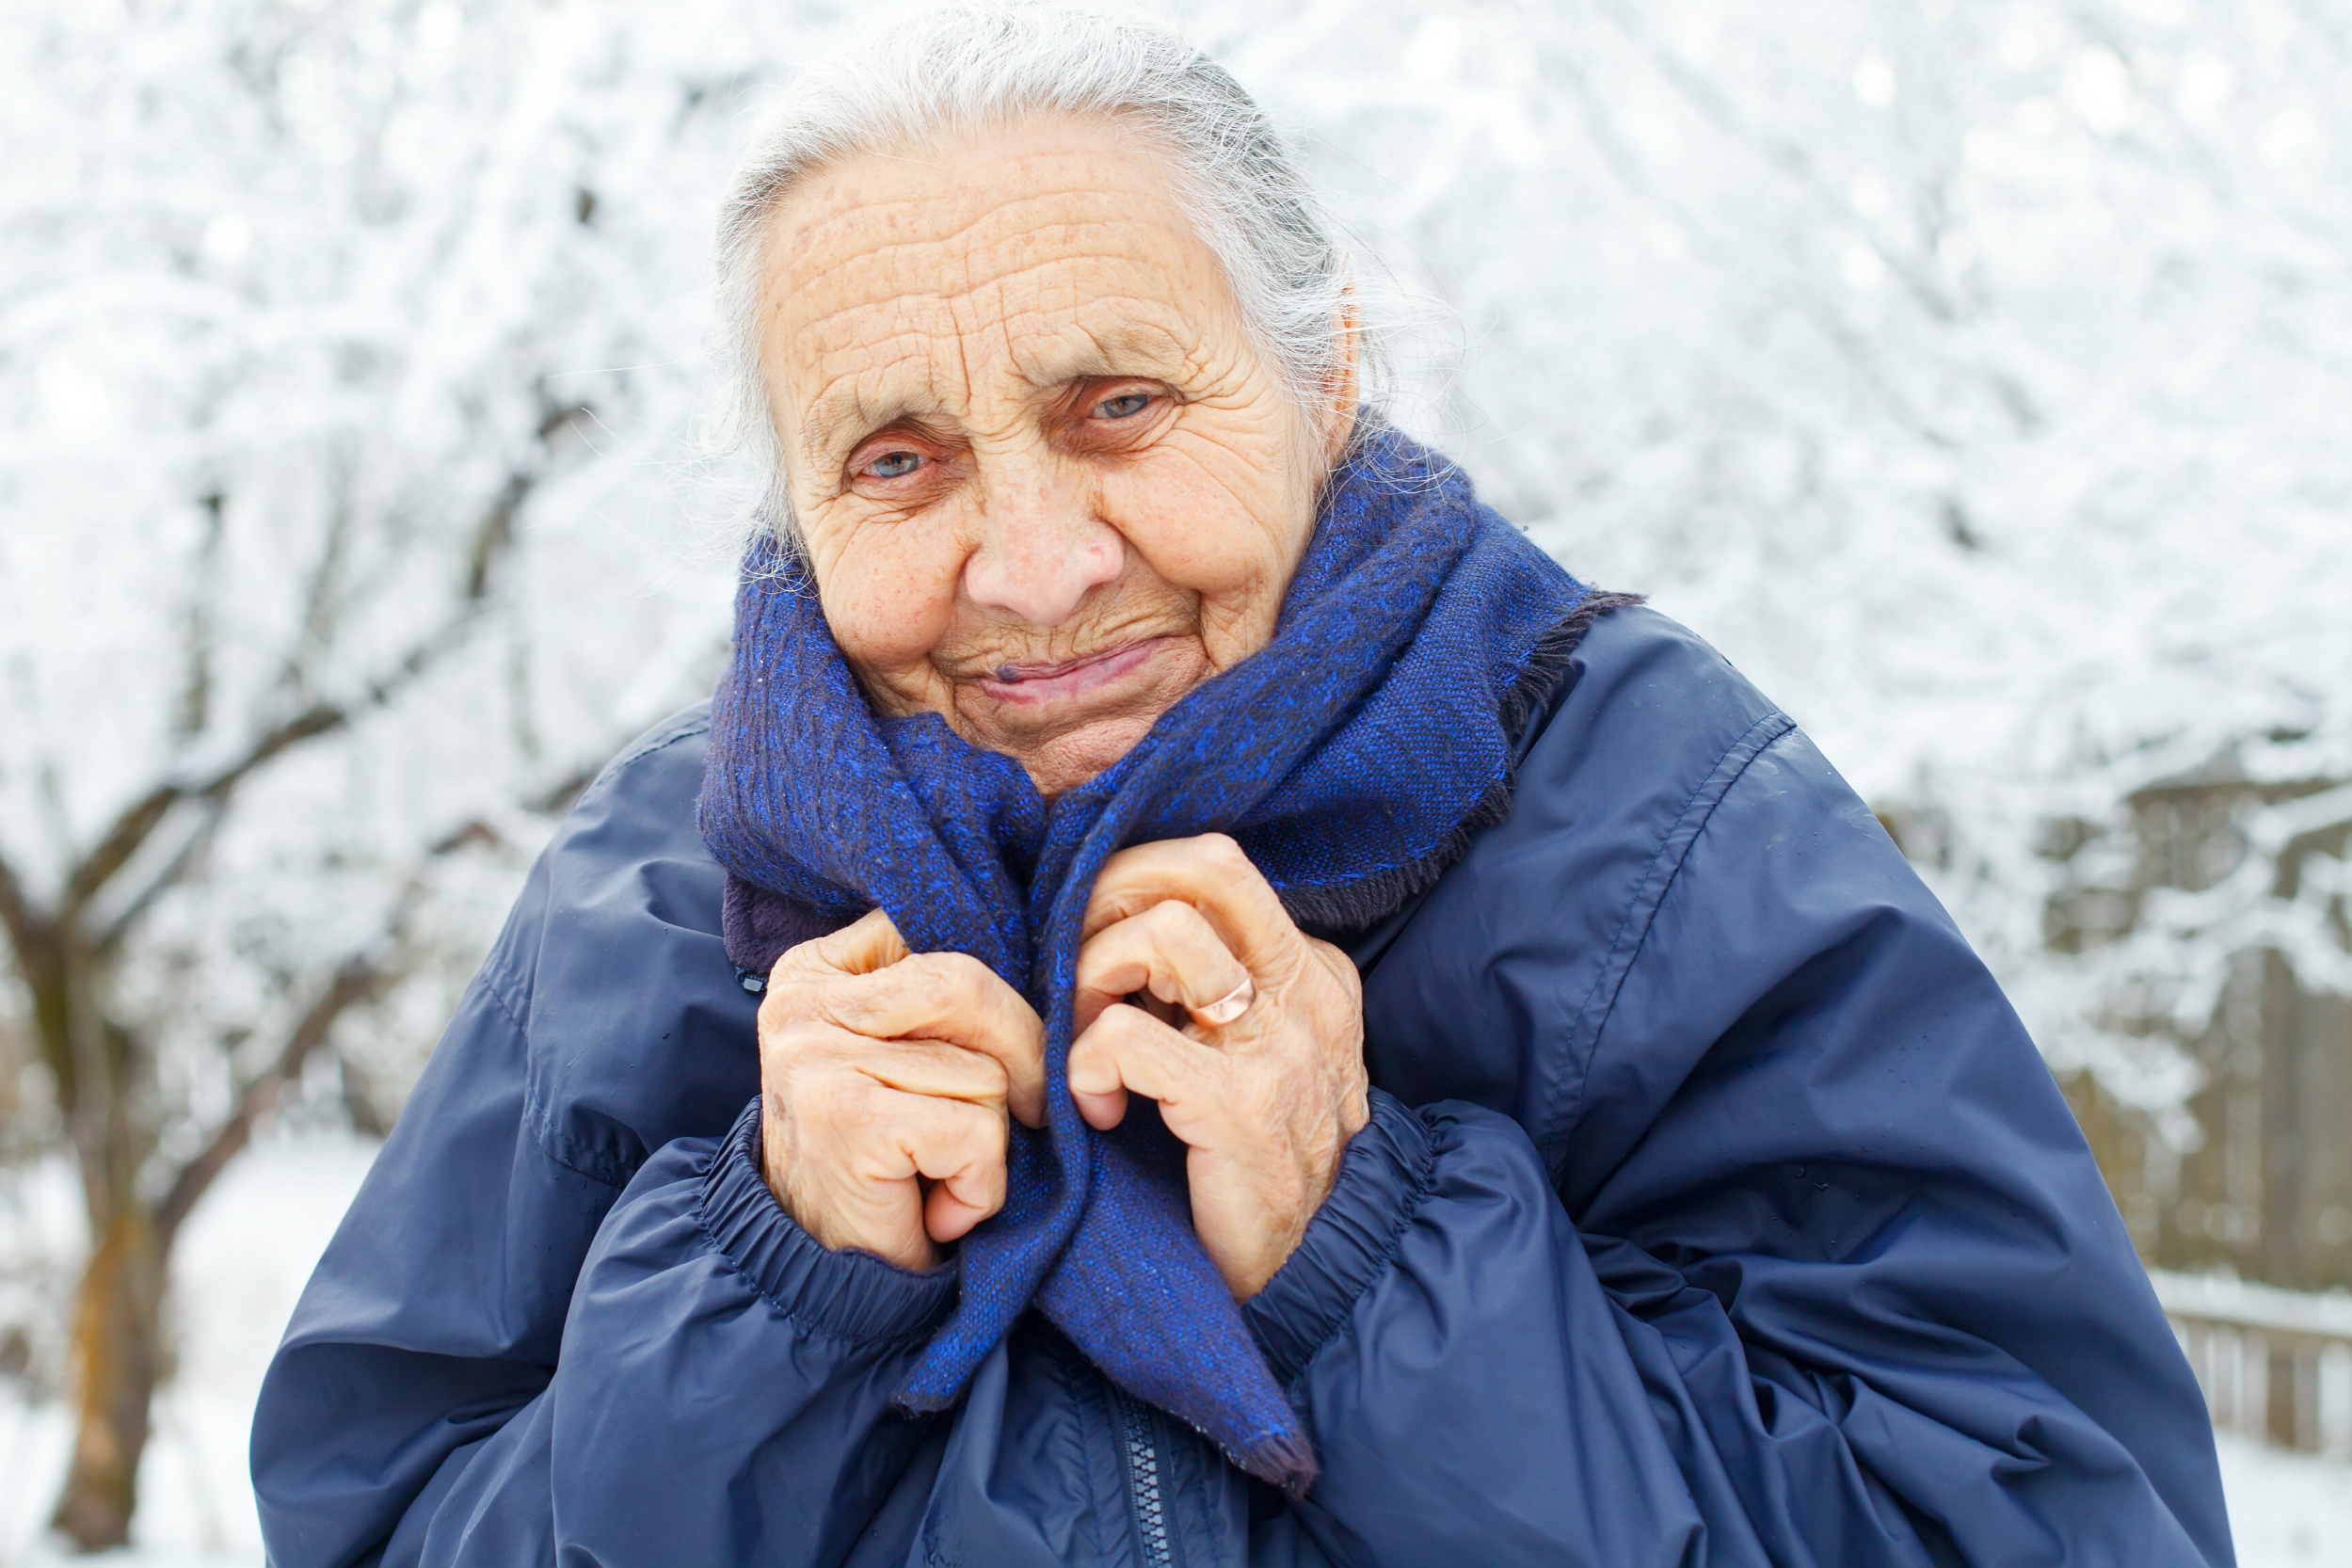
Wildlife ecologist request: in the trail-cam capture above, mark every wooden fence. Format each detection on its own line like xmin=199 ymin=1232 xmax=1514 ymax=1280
xmin=2152 ymin=1268 xmax=2352 ymax=1457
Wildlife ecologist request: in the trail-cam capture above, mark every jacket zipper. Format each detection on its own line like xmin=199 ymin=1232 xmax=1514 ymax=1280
xmin=1109 ymin=1384 xmax=1177 ymax=1568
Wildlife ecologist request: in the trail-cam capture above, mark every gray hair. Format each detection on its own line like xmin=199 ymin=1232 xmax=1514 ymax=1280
xmin=712 ymin=2 xmax=1358 ymax=545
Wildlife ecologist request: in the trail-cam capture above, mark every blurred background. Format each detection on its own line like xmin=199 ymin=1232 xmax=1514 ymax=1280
xmin=4 ymin=0 xmax=2349 ymax=1560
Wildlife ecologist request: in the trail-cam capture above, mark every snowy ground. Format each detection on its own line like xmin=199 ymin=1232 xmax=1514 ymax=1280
xmin=1 ymin=1137 xmax=2347 ymax=1565
xmin=2221 ymin=1433 xmax=2352 ymax=1568
xmin=0 ymin=1137 xmax=378 ymax=1568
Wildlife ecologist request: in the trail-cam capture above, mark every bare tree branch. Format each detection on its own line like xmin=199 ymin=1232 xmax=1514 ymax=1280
xmin=425 ymin=819 xmax=504 ymax=857
xmin=0 ymin=838 xmax=76 ymax=1112
xmin=152 ymin=950 xmax=386 ymax=1251
xmin=466 ymin=472 xmax=531 ymax=605
xmin=143 ymin=724 xmax=604 ymax=1248
xmin=174 ymin=491 xmax=226 ymax=741
xmin=56 ymin=456 xmax=550 ymax=928
xmin=281 ymin=482 xmax=357 ymax=704
xmin=1544 ymin=27 xmax=1960 ymax=452
xmin=92 ymin=803 xmax=228 ymax=960
xmin=56 ymin=696 xmax=346 ymax=923
xmin=1589 ymin=0 xmax=1960 ymax=328
xmin=58 ymin=784 xmax=184 ymax=920
xmin=523 ymin=759 xmax=604 ymax=819
xmin=0 ymin=837 xmax=43 ymax=960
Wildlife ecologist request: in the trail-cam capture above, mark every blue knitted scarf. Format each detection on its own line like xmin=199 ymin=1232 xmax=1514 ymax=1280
xmin=698 ymin=427 xmax=1627 ymax=1491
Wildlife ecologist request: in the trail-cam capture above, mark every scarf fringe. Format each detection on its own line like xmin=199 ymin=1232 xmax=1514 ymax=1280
xmin=1499 ymin=589 xmax=1647 ymax=747
xmin=1278 ymin=590 xmax=1644 ymax=935
xmin=1233 ymin=1428 xmax=1321 ymax=1498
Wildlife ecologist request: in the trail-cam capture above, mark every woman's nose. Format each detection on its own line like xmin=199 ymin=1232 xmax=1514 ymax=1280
xmin=961 ymin=467 xmax=1124 ymax=628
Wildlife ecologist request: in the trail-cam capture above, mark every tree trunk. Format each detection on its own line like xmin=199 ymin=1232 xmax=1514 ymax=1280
xmin=51 ymin=1208 xmax=166 ymax=1552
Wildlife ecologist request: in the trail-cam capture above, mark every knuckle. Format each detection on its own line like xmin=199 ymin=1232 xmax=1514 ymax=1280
xmin=1143 ymin=899 xmax=1192 ymax=939
xmin=1102 ymin=1002 xmax=1161 ymax=1050
xmin=757 ymin=966 xmax=833 ymax=1028
xmin=1197 ymin=832 xmax=1251 ymax=872
xmin=962 ymin=1093 xmax=1007 ymax=1135
xmin=968 ymin=1106 xmax=1010 ymax=1160
xmin=773 ymin=939 xmax=835 ymax=989
xmin=936 ymin=951 xmax=992 ymax=990
xmin=1097 ymin=888 xmax=1150 ymax=926
xmin=903 ymin=959 xmax=964 ymax=1017
xmin=756 ymin=984 xmax=800 ymax=1032
xmin=760 ymin=1016 xmax=825 ymax=1064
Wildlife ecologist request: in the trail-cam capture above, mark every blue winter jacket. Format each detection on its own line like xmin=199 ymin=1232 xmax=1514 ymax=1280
xmin=251 ymin=608 xmax=2232 ymax=1567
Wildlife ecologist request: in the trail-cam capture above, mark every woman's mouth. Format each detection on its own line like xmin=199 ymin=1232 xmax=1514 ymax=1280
xmin=976 ymin=637 xmax=1171 ymax=706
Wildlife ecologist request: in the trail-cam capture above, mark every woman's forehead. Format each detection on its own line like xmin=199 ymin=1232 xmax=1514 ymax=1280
xmin=756 ymin=127 xmax=1242 ymax=452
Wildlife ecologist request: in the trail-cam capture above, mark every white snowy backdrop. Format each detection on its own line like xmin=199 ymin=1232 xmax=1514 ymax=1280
xmin=3 ymin=0 xmax=2349 ymax=1560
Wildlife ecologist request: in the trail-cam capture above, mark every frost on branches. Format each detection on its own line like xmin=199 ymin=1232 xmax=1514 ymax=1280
xmin=1 ymin=0 xmax=2349 ymax=1548
xmin=0 ymin=0 xmax=752 ymax=1544
xmin=1219 ymin=0 xmax=2352 ymax=1290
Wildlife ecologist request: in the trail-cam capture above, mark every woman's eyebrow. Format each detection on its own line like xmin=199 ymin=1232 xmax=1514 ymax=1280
xmin=1015 ymin=322 xmax=1190 ymax=387
xmin=801 ymin=394 xmax=926 ymax=464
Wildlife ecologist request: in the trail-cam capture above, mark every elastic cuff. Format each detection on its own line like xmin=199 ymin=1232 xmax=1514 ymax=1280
xmin=1243 ymin=1088 xmax=1436 ymax=1384
xmin=698 ymin=1096 xmax=957 ymax=1346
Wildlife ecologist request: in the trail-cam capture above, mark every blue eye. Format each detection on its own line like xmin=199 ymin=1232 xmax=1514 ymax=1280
xmin=867 ymin=450 xmax=921 ymax=479
xmin=1096 ymin=392 xmax=1150 ymax=419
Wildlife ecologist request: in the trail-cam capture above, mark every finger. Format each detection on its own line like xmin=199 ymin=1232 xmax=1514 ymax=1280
xmin=888 ymin=1094 xmax=1009 ymax=1243
xmin=1067 ymin=1003 xmax=1219 ymax=1133
xmin=1081 ymin=834 xmax=1296 ymax=976
xmin=823 ymin=953 xmax=1048 ymax=1128
xmin=803 ymin=906 xmax=912 ymax=977
xmin=761 ymin=912 xmax=904 ymax=1045
xmin=764 ymin=908 xmax=910 ymax=1008
xmin=856 ymin=1038 xmax=1012 ymax=1114
xmin=1073 ymin=900 xmax=1256 ymax=1035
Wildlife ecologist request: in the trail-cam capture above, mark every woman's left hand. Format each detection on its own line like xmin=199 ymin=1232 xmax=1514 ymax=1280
xmin=1069 ymin=833 xmax=1368 ymax=1301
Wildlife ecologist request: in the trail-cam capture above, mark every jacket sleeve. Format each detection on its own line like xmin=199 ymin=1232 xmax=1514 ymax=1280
xmin=435 ymin=1099 xmax=952 ymax=1567
xmin=256 ymin=1046 xmax=953 ymax=1567
xmin=1242 ymin=722 xmax=2232 ymax=1568
xmin=252 ymin=709 xmax=952 ymax=1567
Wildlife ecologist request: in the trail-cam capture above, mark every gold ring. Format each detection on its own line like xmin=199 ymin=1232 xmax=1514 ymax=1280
xmin=1195 ymin=976 xmax=1256 ymax=1027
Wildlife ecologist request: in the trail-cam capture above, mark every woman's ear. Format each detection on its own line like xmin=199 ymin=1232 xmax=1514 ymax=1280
xmin=1320 ymin=283 xmax=1363 ymax=464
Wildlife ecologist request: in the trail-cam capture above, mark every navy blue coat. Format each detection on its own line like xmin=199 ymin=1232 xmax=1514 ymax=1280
xmin=251 ymin=609 xmax=2232 ymax=1567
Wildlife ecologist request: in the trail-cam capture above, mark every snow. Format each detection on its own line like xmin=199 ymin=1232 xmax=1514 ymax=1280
xmin=6 ymin=0 xmax=2348 ymax=1172
xmin=0 ymin=1136 xmax=375 ymax=1565
xmin=4 ymin=0 xmax=2351 ymax=1560
xmin=0 ymin=1141 xmax=2344 ymax=1563
xmin=2217 ymin=1434 xmax=2352 ymax=1567
xmin=2154 ymin=1269 xmax=2352 ymax=1341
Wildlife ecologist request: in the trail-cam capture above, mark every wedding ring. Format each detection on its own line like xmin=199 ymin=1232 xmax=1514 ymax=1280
xmin=1195 ymin=976 xmax=1256 ymax=1027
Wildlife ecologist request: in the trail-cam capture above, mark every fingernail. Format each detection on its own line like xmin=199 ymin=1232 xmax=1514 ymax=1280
xmin=1196 ymin=976 xmax=1256 ymax=1027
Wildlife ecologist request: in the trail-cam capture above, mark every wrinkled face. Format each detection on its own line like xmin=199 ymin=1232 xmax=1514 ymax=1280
xmin=755 ymin=116 xmax=1352 ymax=795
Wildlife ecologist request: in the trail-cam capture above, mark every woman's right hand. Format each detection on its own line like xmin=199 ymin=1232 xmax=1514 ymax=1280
xmin=756 ymin=908 xmax=1045 ymax=1271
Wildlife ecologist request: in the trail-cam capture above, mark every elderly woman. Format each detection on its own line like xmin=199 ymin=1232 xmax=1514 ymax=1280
xmin=253 ymin=8 xmax=2230 ymax=1566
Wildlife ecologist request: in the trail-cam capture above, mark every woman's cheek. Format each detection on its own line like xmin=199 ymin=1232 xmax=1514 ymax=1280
xmin=1101 ymin=452 xmax=1290 ymax=604
xmin=808 ymin=512 xmax=963 ymax=678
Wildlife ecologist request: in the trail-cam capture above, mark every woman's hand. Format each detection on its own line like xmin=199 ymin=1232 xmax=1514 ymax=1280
xmin=757 ymin=908 xmax=1046 ymax=1271
xmin=1068 ymin=834 xmax=1368 ymax=1301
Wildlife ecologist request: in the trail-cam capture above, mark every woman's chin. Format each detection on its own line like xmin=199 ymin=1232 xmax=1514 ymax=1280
xmin=1006 ymin=712 xmax=1166 ymax=798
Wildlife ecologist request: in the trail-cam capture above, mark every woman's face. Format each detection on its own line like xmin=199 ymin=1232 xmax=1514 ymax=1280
xmin=755 ymin=116 xmax=1352 ymax=795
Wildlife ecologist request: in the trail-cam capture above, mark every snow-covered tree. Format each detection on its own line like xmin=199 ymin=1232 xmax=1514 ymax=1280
xmin=4 ymin=0 xmax=2350 ymax=1547
xmin=0 ymin=0 xmax=758 ymax=1543
xmin=1214 ymin=0 xmax=2352 ymax=1284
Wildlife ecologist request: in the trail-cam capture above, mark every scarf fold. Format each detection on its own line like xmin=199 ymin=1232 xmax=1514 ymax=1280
xmin=698 ymin=427 xmax=1631 ymax=1491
